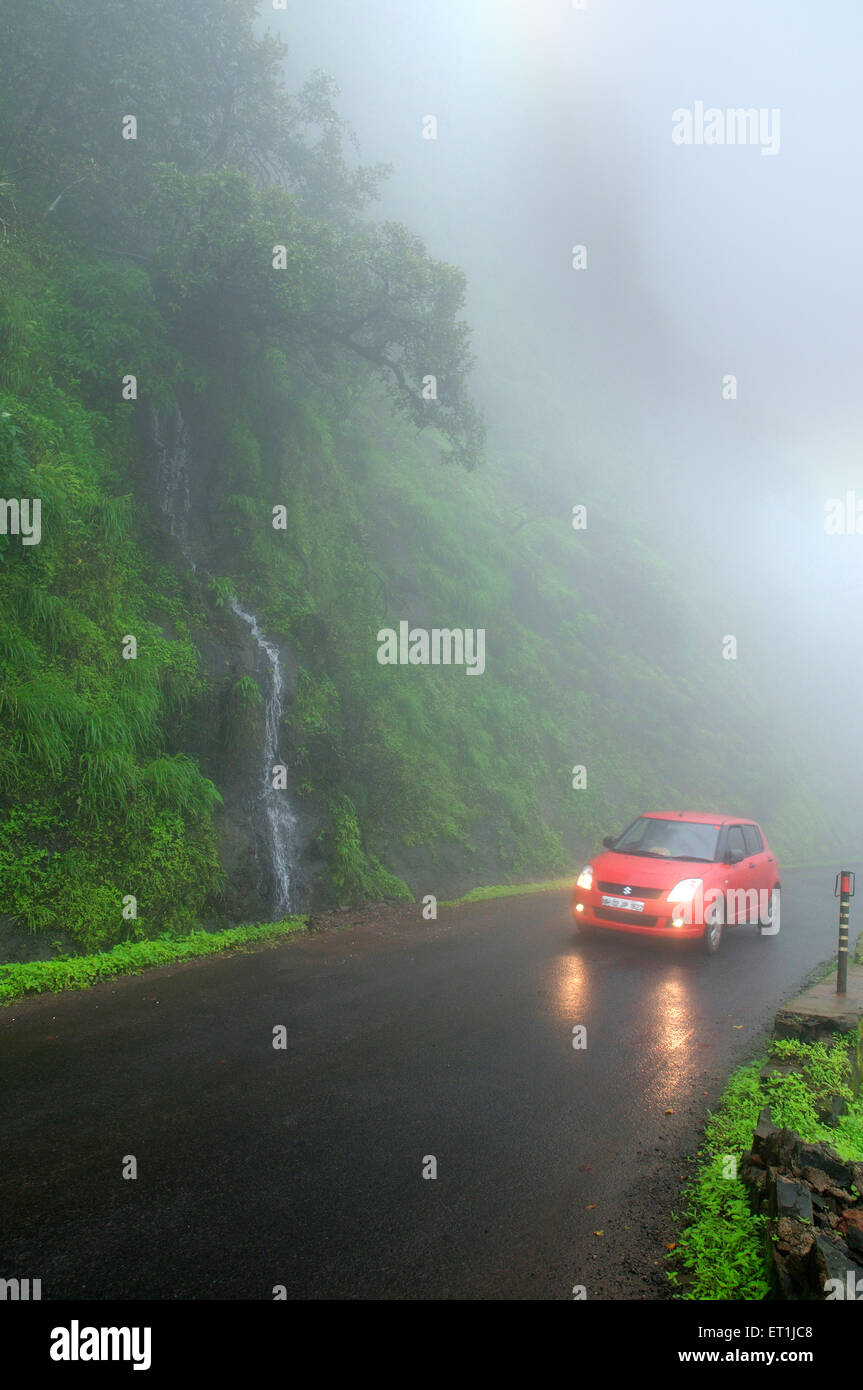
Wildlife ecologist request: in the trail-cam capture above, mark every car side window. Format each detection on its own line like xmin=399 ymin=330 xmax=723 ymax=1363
xmin=742 ymin=824 xmax=763 ymax=855
xmin=727 ymin=825 xmax=746 ymax=859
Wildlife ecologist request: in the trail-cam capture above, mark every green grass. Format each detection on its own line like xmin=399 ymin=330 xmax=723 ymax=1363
xmin=0 ymin=918 xmax=307 ymax=1005
xmin=440 ymin=877 xmax=573 ymax=908
xmin=671 ymin=1032 xmax=863 ymax=1300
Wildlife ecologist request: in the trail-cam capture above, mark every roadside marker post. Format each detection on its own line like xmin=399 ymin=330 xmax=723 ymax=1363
xmin=833 ymin=870 xmax=854 ymax=995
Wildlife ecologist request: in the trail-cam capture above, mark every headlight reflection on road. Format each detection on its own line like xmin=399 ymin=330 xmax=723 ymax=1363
xmin=551 ymin=953 xmax=589 ymax=1021
xmin=642 ymin=972 xmax=701 ymax=1112
xmin=655 ymin=974 xmax=696 ymax=1053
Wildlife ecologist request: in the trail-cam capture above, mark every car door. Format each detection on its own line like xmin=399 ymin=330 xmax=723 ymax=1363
xmin=742 ymin=822 xmax=767 ymax=885
xmin=742 ymin=823 xmax=773 ymax=923
xmin=722 ymin=824 xmax=752 ymax=923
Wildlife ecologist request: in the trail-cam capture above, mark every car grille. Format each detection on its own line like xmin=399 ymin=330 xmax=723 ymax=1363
xmin=595 ymin=907 xmax=660 ymax=926
xmin=597 ymin=881 xmax=664 ymax=899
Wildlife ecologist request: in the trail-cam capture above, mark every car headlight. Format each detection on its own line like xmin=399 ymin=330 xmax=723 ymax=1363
xmin=576 ymin=865 xmax=593 ymax=890
xmin=667 ymin=878 xmax=702 ymax=903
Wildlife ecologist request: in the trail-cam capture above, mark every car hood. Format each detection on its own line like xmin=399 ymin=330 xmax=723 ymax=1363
xmin=591 ymin=850 xmax=721 ymax=888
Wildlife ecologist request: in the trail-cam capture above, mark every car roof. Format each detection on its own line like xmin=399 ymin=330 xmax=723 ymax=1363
xmin=642 ymin=811 xmax=754 ymax=825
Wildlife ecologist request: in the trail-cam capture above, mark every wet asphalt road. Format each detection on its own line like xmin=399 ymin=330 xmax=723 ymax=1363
xmin=0 ymin=867 xmax=852 ymax=1300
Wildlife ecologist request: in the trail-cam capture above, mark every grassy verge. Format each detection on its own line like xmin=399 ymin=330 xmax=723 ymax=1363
xmin=440 ymin=877 xmax=572 ymax=908
xmin=670 ymin=1033 xmax=863 ymax=1300
xmin=0 ymin=918 xmax=307 ymax=1005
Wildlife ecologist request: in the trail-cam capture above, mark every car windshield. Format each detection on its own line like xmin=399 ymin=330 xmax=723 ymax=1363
xmin=613 ymin=817 xmax=720 ymax=862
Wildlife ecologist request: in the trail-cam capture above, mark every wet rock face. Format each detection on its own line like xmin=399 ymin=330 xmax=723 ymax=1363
xmin=742 ymin=1109 xmax=863 ymax=1299
xmin=772 ymin=1216 xmax=815 ymax=1298
xmin=770 ymin=1174 xmax=814 ymax=1225
xmin=841 ymin=1208 xmax=863 ymax=1258
xmin=0 ymin=916 xmax=81 ymax=966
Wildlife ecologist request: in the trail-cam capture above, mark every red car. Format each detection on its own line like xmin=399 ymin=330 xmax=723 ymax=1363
xmin=572 ymin=811 xmax=780 ymax=954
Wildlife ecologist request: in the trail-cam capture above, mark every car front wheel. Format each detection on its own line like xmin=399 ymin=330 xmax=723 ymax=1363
xmin=701 ymin=913 xmax=723 ymax=954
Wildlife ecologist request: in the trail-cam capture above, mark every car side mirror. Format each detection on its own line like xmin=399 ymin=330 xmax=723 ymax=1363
xmin=602 ymin=836 xmax=617 ymax=850
xmin=725 ymin=850 xmax=743 ymax=865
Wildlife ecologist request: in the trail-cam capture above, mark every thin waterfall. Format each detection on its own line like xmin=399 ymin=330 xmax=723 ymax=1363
xmin=228 ymin=598 xmax=297 ymax=916
xmin=151 ymin=401 xmax=298 ymax=915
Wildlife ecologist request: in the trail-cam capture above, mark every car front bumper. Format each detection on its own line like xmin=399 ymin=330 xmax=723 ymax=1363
xmin=571 ymin=889 xmax=705 ymax=939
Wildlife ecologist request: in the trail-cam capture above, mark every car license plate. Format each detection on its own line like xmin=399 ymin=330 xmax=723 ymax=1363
xmin=601 ymin=895 xmax=645 ymax=911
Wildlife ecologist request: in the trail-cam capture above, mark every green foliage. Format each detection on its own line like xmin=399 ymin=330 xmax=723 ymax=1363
xmin=673 ymin=1036 xmax=862 ymax=1300
xmin=0 ymin=297 xmax=222 ymax=945
xmin=1 ymin=0 xmax=484 ymax=467
xmin=231 ymin=675 xmax=263 ymax=711
xmin=208 ymin=575 xmax=236 ymax=609
xmin=57 ymin=260 xmax=174 ymax=403
xmin=676 ymin=1149 xmax=771 ymax=1301
xmin=767 ymin=1037 xmax=855 ymax=1134
xmin=326 ymin=795 xmax=412 ymax=904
